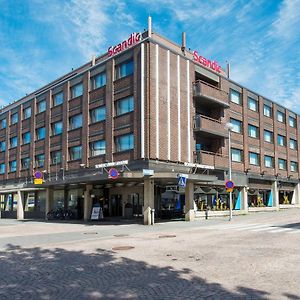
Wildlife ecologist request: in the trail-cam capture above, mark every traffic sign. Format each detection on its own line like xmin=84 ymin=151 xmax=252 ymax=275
xmin=225 ymin=180 xmax=235 ymax=189
xmin=108 ymin=168 xmax=119 ymax=179
xmin=34 ymin=178 xmax=43 ymax=185
xmin=178 ymin=174 xmax=187 ymax=188
xmin=226 ymin=188 xmax=233 ymax=193
xmin=34 ymin=171 xmax=43 ymax=179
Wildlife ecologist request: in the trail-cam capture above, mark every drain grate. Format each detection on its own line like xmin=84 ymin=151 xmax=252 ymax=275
xmin=112 ymin=246 xmax=135 ymax=251
xmin=114 ymin=234 xmax=129 ymax=237
xmin=158 ymin=234 xmax=176 ymax=239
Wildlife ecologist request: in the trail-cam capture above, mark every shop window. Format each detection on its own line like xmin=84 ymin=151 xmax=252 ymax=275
xmin=277 ymin=134 xmax=286 ymax=147
xmin=50 ymin=150 xmax=62 ymax=164
xmin=277 ymin=111 xmax=285 ymax=123
xmin=9 ymin=160 xmax=17 ymax=172
xmin=53 ymin=92 xmax=64 ymax=106
xmin=116 ymin=96 xmax=134 ymax=116
xmin=264 ymin=155 xmax=274 ymax=168
xmin=248 ymin=97 xmax=258 ymax=112
xmin=35 ymin=154 xmax=45 ymax=168
xmin=291 ymin=161 xmax=298 ymax=172
xmin=289 ymin=116 xmax=296 ymax=128
xmin=229 ymin=89 xmax=241 ymax=105
xmin=36 ymin=127 xmax=46 ymax=140
xmin=10 ymin=136 xmax=18 ymax=148
xmin=249 ymin=152 xmax=259 ymax=165
xmin=264 ymin=130 xmax=273 ymax=143
xmin=53 ymin=190 xmax=64 ymax=209
xmin=11 ymin=112 xmax=18 ymax=124
xmin=290 ymin=138 xmax=297 ymax=150
xmin=248 ymin=124 xmax=259 ymax=138
xmin=22 ymin=132 xmax=31 ymax=145
xmin=23 ymin=107 xmax=32 ymax=119
xmin=69 ymin=145 xmax=82 ymax=160
xmin=231 ymin=148 xmax=243 ymax=162
xmin=278 ymin=158 xmax=287 ymax=170
xmin=69 ymin=114 xmax=82 ymax=130
xmin=90 ymin=140 xmax=106 ymax=156
xmin=115 ymin=134 xmax=134 ymax=152
xmin=263 ymin=104 xmax=272 ymax=117
xmin=71 ymin=83 xmax=83 ymax=98
xmin=115 ymin=60 xmax=134 ymax=80
xmin=37 ymin=100 xmax=46 ymax=113
xmin=51 ymin=121 xmax=63 ymax=136
xmin=90 ymin=106 xmax=106 ymax=123
xmin=21 ymin=157 xmax=30 ymax=170
xmin=1 ymin=118 xmax=7 ymax=129
xmin=0 ymin=163 xmax=5 ymax=174
xmin=0 ymin=141 xmax=6 ymax=152
xmin=91 ymin=72 xmax=106 ymax=89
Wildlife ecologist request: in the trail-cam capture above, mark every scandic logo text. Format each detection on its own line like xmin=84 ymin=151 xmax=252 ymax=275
xmin=108 ymin=33 xmax=141 ymax=57
xmin=193 ymin=50 xmax=221 ymax=73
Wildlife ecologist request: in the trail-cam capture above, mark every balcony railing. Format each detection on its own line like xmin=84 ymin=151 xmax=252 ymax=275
xmin=194 ymin=114 xmax=229 ymax=138
xmin=193 ymin=150 xmax=228 ymax=169
xmin=193 ymin=80 xmax=229 ymax=107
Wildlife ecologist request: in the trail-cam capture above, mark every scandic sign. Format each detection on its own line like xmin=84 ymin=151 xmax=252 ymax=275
xmin=108 ymin=33 xmax=141 ymax=57
xmin=193 ymin=50 xmax=221 ymax=73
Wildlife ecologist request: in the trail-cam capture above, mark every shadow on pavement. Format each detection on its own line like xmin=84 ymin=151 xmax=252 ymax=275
xmin=0 ymin=244 xmax=276 ymax=299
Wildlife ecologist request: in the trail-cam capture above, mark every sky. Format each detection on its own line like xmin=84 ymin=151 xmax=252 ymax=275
xmin=0 ymin=0 xmax=300 ymax=112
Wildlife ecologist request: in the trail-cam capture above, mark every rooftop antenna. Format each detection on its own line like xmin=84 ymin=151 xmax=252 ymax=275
xmin=148 ymin=16 xmax=152 ymax=38
xmin=181 ymin=32 xmax=186 ymax=55
xmin=226 ymin=61 xmax=230 ymax=78
xmin=91 ymin=55 xmax=96 ymax=66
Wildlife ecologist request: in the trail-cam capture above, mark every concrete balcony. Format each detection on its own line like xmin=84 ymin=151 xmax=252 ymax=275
xmin=194 ymin=114 xmax=229 ymax=138
xmin=193 ymin=150 xmax=228 ymax=170
xmin=193 ymin=80 xmax=229 ymax=108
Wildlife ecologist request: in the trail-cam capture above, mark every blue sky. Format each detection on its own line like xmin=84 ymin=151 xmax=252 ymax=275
xmin=0 ymin=0 xmax=300 ymax=112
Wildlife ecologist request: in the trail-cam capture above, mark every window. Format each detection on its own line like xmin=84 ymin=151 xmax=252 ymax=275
xmin=21 ymin=157 xmax=30 ymax=170
xmin=35 ymin=154 xmax=45 ymax=168
xmin=11 ymin=112 xmax=18 ymax=124
xmin=264 ymin=130 xmax=273 ymax=143
xmin=248 ymin=97 xmax=258 ymax=112
xmin=263 ymin=104 xmax=272 ymax=117
xmin=50 ymin=150 xmax=62 ymax=164
xmin=116 ymin=96 xmax=134 ymax=116
xmin=277 ymin=111 xmax=285 ymax=123
xmin=278 ymin=158 xmax=287 ymax=170
xmin=1 ymin=118 xmax=6 ymax=129
xmin=231 ymin=148 xmax=243 ymax=162
xmin=69 ymin=145 xmax=82 ymax=160
xmin=91 ymin=72 xmax=106 ymax=89
xmin=53 ymin=92 xmax=63 ymax=106
xmin=116 ymin=134 xmax=134 ymax=152
xmin=291 ymin=161 xmax=298 ymax=172
xmin=230 ymin=89 xmax=241 ymax=105
xmin=0 ymin=163 xmax=5 ymax=174
xmin=69 ymin=114 xmax=82 ymax=130
xmin=90 ymin=140 xmax=105 ymax=156
xmin=90 ymin=107 xmax=106 ymax=123
xmin=248 ymin=124 xmax=259 ymax=138
xmin=264 ymin=156 xmax=274 ymax=168
xmin=289 ymin=116 xmax=296 ymax=128
xmin=23 ymin=107 xmax=32 ymax=119
xmin=36 ymin=127 xmax=46 ymax=140
xmin=10 ymin=136 xmax=17 ymax=148
xmin=37 ymin=100 xmax=46 ymax=113
xmin=115 ymin=60 xmax=134 ymax=80
xmin=249 ymin=152 xmax=259 ymax=165
xmin=71 ymin=83 xmax=83 ymax=98
xmin=22 ymin=132 xmax=31 ymax=145
xmin=51 ymin=121 xmax=63 ymax=136
xmin=9 ymin=160 xmax=17 ymax=172
xmin=277 ymin=134 xmax=286 ymax=147
xmin=290 ymin=139 xmax=297 ymax=150
xmin=0 ymin=141 xmax=6 ymax=152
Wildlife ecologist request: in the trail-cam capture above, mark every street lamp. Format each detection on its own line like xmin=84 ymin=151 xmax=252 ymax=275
xmin=225 ymin=122 xmax=234 ymax=221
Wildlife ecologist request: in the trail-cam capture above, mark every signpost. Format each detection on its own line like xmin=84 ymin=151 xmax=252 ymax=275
xmin=108 ymin=168 xmax=119 ymax=179
xmin=33 ymin=171 xmax=43 ymax=185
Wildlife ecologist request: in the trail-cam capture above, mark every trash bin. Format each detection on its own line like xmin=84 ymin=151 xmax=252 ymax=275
xmin=124 ymin=203 xmax=133 ymax=219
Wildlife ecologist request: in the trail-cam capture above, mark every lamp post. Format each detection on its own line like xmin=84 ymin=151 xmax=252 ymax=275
xmin=225 ymin=122 xmax=234 ymax=221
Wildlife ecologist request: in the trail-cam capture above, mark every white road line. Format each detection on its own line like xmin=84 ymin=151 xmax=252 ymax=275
xmin=287 ymin=229 xmax=300 ymax=234
xmin=250 ymin=226 xmax=276 ymax=232
xmin=235 ymin=224 xmax=272 ymax=231
xmin=218 ymin=223 xmax=262 ymax=229
xmin=268 ymin=228 xmax=294 ymax=233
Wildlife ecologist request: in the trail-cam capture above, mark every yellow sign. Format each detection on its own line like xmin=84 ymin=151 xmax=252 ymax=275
xmin=34 ymin=179 xmax=43 ymax=185
xmin=226 ymin=188 xmax=233 ymax=193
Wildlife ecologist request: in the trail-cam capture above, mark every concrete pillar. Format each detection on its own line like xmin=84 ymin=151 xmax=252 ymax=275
xmin=17 ymin=191 xmax=24 ymax=220
xmin=45 ymin=188 xmax=53 ymax=219
xmin=185 ymin=181 xmax=195 ymax=221
xmin=241 ymin=187 xmax=248 ymax=213
xmin=292 ymin=183 xmax=300 ymax=206
xmin=84 ymin=184 xmax=93 ymax=222
xmin=143 ymin=178 xmax=154 ymax=225
xmin=272 ymin=181 xmax=279 ymax=210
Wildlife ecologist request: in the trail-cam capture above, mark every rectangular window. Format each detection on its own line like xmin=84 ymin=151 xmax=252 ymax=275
xmin=11 ymin=112 xmax=18 ymax=124
xmin=249 ymin=152 xmax=259 ymax=165
xmin=10 ymin=136 xmax=18 ymax=148
xmin=116 ymin=96 xmax=134 ymax=116
xmin=90 ymin=107 xmax=106 ymax=123
xmin=0 ymin=141 xmax=6 ymax=152
xmin=278 ymin=158 xmax=287 ymax=170
xmin=51 ymin=121 xmax=63 ymax=136
xmin=264 ymin=130 xmax=273 ymax=143
xmin=264 ymin=156 xmax=274 ymax=168
xmin=115 ymin=60 xmax=134 ymax=80
xmin=263 ymin=104 xmax=272 ymax=117
xmin=90 ymin=140 xmax=106 ymax=156
xmin=1 ymin=118 xmax=7 ymax=129
xmin=289 ymin=116 xmax=296 ymax=128
xmin=9 ymin=160 xmax=17 ymax=172
xmin=50 ymin=150 xmax=62 ymax=164
xmin=0 ymin=163 xmax=5 ymax=174
xmin=248 ymin=124 xmax=259 ymax=138
xmin=230 ymin=89 xmax=241 ymax=105
xmin=277 ymin=111 xmax=285 ymax=123
xmin=231 ymin=148 xmax=243 ymax=162
xmin=69 ymin=145 xmax=82 ymax=160
xmin=248 ymin=97 xmax=258 ymax=112
xmin=35 ymin=154 xmax=45 ymax=168
xmin=291 ymin=161 xmax=298 ymax=172
xmin=116 ymin=134 xmax=134 ymax=152
xmin=290 ymin=138 xmax=297 ymax=150
xmin=23 ymin=107 xmax=32 ymax=119
xmin=37 ymin=100 xmax=46 ymax=113
xmin=36 ymin=127 xmax=46 ymax=140
xmin=69 ymin=114 xmax=82 ymax=130
xmin=22 ymin=132 xmax=31 ymax=145
xmin=277 ymin=134 xmax=286 ymax=146
xmin=21 ymin=157 xmax=30 ymax=170
xmin=53 ymin=92 xmax=63 ymax=106
xmin=91 ymin=72 xmax=106 ymax=89
xmin=71 ymin=83 xmax=83 ymax=98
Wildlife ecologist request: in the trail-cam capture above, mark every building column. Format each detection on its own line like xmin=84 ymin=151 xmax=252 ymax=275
xmin=17 ymin=191 xmax=24 ymax=220
xmin=45 ymin=188 xmax=53 ymax=220
xmin=272 ymin=181 xmax=279 ymax=210
xmin=292 ymin=183 xmax=300 ymax=206
xmin=241 ymin=187 xmax=248 ymax=213
xmin=143 ymin=178 xmax=154 ymax=225
xmin=185 ymin=181 xmax=195 ymax=221
xmin=84 ymin=184 xmax=93 ymax=222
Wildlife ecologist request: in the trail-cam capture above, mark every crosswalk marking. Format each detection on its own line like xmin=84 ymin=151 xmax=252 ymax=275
xmin=268 ymin=228 xmax=294 ymax=233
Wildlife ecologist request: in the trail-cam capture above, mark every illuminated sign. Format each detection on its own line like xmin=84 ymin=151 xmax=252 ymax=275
xmin=193 ymin=50 xmax=221 ymax=73
xmin=108 ymin=33 xmax=141 ymax=57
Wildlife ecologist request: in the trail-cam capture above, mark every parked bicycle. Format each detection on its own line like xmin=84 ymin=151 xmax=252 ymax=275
xmin=47 ymin=208 xmax=73 ymax=220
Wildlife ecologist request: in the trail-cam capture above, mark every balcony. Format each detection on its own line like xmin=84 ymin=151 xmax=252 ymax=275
xmin=194 ymin=150 xmax=228 ymax=170
xmin=193 ymin=80 xmax=229 ymax=108
xmin=194 ymin=114 xmax=229 ymax=138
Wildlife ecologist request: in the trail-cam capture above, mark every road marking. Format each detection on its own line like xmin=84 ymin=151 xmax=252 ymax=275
xmin=235 ymin=224 xmax=272 ymax=231
xmin=268 ymin=228 xmax=294 ymax=233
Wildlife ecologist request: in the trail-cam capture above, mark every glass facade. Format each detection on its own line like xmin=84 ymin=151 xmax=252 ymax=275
xmin=116 ymin=134 xmax=134 ymax=152
xmin=116 ymin=96 xmax=134 ymax=116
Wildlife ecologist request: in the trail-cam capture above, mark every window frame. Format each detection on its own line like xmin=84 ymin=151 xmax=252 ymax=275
xmin=264 ymin=130 xmax=273 ymax=143
xmin=115 ymin=134 xmax=134 ymax=152
xmin=23 ymin=107 xmax=32 ymax=119
xmin=263 ymin=104 xmax=272 ymax=118
xmin=248 ymin=124 xmax=259 ymax=139
xmin=248 ymin=97 xmax=258 ymax=112
xmin=22 ymin=132 xmax=31 ymax=145
xmin=71 ymin=83 xmax=83 ymax=99
xmin=249 ymin=152 xmax=259 ymax=165
xmin=35 ymin=154 xmax=45 ymax=168
xmin=90 ymin=140 xmax=106 ymax=156
xmin=229 ymin=89 xmax=242 ymax=105
xmin=69 ymin=114 xmax=83 ymax=130
xmin=91 ymin=72 xmax=106 ymax=90
xmin=51 ymin=121 xmax=63 ymax=136
xmin=278 ymin=158 xmax=287 ymax=170
xmin=231 ymin=148 xmax=243 ymax=163
xmin=115 ymin=60 xmax=134 ymax=80
xmin=37 ymin=100 xmax=46 ymax=113
xmin=53 ymin=92 xmax=64 ymax=106
xmin=264 ymin=155 xmax=274 ymax=168
xmin=69 ymin=145 xmax=82 ymax=161
xmin=36 ymin=127 xmax=46 ymax=140
xmin=116 ymin=96 xmax=134 ymax=116
xmin=90 ymin=106 xmax=106 ymax=123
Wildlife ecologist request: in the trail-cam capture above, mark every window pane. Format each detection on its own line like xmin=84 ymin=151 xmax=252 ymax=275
xmin=10 ymin=137 xmax=17 ymax=148
xmin=53 ymin=92 xmax=63 ymax=106
xmin=116 ymin=134 xmax=134 ymax=152
xmin=0 ymin=141 xmax=6 ymax=152
xmin=289 ymin=116 xmax=296 ymax=127
xmin=115 ymin=60 xmax=134 ymax=80
xmin=36 ymin=127 xmax=46 ymax=140
xmin=116 ymin=96 xmax=134 ymax=116
xmin=52 ymin=121 xmax=63 ymax=135
xmin=278 ymin=158 xmax=286 ymax=170
xmin=69 ymin=114 xmax=82 ymax=130
xmin=51 ymin=151 xmax=62 ymax=164
xmin=230 ymin=89 xmax=241 ymax=105
xmin=35 ymin=154 xmax=45 ymax=168
xmin=9 ymin=160 xmax=17 ymax=172
xmin=277 ymin=135 xmax=285 ymax=146
xmin=264 ymin=130 xmax=273 ymax=143
xmin=0 ymin=163 xmax=5 ymax=174
xmin=11 ymin=113 xmax=18 ymax=124
xmin=248 ymin=97 xmax=258 ymax=111
xmin=92 ymin=72 xmax=106 ymax=89
xmin=71 ymin=83 xmax=83 ymax=98
xmin=249 ymin=152 xmax=259 ymax=165
xmin=291 ymin=161 xmax=298 ymax=172
xmin=248 ymin=125 xmax=258 ymax=138
xmin=23 ymin=107 xmax=32 ymax=119
xmin=90 ymin=107 xmax=106 ymax=123
xmin=1 ymin=118 xmax=7 ymax=129
xmin=263 ymin=105 xmax=272 ymax=117
xmin=264 ymin=156 xmax=273 ymax=168
xmin=277 ymin=111 xmax=285 ymax=122
xmin=21 ymin=157 xmax=30 ymax=170
xmin=69 ymin=146 xmax=82 ymax=160
xmin=22 ymin=132 xmax=31 ymax=144
xmin=90 ymin=140 xmax=106 ymax=156
xmin=231 ymin=148 xmax=242 ymax=162
xmin=37 ymin=100 xmax=46 ymax=113
xmin=290 ymin=139 xmax=297 ymax=150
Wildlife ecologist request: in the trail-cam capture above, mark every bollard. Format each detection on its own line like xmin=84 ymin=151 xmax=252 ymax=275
xmin=205 ymin=206 xmax=209 ymax=220
xmin=151 ymin=208 xmax=155 ymax=225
